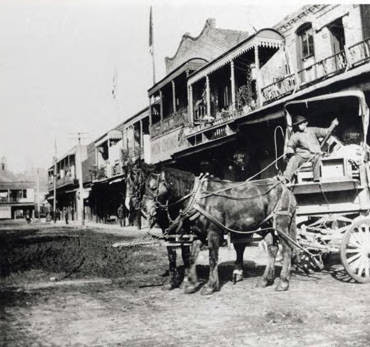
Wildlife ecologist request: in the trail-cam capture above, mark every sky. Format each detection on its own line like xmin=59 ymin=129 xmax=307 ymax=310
xmin=0 ymin=0 xmax=313 ymax=172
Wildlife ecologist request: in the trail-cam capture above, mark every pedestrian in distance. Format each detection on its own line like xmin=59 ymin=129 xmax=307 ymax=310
xmin=117 ymin=203 xmax=125 ymax=227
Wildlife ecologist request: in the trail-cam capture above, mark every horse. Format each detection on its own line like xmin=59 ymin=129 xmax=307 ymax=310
xmin=142 ymin=167 xmax=297 ymax=295
xmin=142 ymin=168 xmax=197 ymax=290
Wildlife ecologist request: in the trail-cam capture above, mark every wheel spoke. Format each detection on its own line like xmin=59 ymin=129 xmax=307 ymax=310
xmin=357 ymin=259 xmax=366 ymax=277
xmin=346 ymin=252 xmax=362 ymax=264
xmin=351 ymin=232 xmax=362 ymax=246
xmin=349 ymin=257 xmax=362 ymax=271
xmin=346 ymin=247 xmax=361 ymax=254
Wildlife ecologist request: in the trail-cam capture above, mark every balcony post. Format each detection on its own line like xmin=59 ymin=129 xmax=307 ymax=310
xmin=140 ymin=119 xmax=143 ymax=149
xmin=148 ymin=96 xmax=153 ymax=133
xmin=171 ymin=80 xmax=176 ymax=114
xmin=159 ymin=90 xmax=163 ymax=132
xmin=230 ymin=60 xmax=236 ymax=111
xmin=159 ymin=90 xmax=163 ymax=121
xmin=7 ymin=189 xmax=10 ymax=203
xmin=188 ymin=84 xmax=194 ymax=125
xmin=254 ymin=45 xmax=262 ymax=106
xmin=206 ymin=75 xmax=211 ymax=117
xmin=344 ymin=44 xmax=351 ymax=71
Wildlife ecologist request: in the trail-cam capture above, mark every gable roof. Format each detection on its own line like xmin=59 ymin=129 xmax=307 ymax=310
xmin=165 ymin=18 xmax=249 ymax=75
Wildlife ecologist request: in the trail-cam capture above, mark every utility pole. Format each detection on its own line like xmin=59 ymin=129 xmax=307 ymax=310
xmin=72 ymin=132 xmax=88 ymax=226
xmin=53 ymin=140 xmax=57 ymax=223
xmin=36 ymin=168 xmax=40 ymax=222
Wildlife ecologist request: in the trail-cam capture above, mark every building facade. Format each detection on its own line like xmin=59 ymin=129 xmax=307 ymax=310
xmin=0 ymin=157 xmax=35 ymax=219
xmin=49 ymin=4 xmax=370 ymax=224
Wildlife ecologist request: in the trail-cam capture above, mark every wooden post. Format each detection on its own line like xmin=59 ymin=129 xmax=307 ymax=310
xmin=148 ymin=96 xmax=152 ymax=135
xmin=140 ymin=119 xmax=143 ymax=149
xmin=36 ymin=168 xmax=40 ymax=222
xmin=206 ymin=75 xmax=211 ymax=117
xmin=230 ymin=60 xmax=236 ymax=111
xmin=159 ymin=90 xmax=163 ymax=121
xmin=76 ymin=140 xmax=85 ymax=226
xmin=171 ymin=80 xmax=176 ymax=114
xmin=254 ymin=45 xmax=262 ymax=106
xmin=188 ymin=84 xmax=193 ymax=125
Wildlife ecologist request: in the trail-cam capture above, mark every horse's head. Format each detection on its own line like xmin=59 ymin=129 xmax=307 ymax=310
xmin=142 ymin=171 xmax=171 ymax=228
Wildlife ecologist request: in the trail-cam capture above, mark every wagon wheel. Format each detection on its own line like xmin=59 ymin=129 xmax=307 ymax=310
xmin=340 ymin=218 xmax=370 ymax=283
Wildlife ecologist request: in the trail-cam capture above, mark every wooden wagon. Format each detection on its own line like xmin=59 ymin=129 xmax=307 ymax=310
xmin=284 ymin=90 xmax=370 ymax=283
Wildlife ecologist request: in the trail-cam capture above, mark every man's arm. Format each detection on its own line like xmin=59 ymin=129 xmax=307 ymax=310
xmin=313 ymin=118 xmax=339 ymax=139
xmin=285 ymin=134 xmax=296 ymax=156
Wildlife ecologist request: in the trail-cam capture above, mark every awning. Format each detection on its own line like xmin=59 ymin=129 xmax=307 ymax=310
xmin=284 ymin=90 xmax=369 ymax=117
xmin=172 ymin=135 xmax=236 ymax=159
xmin=95 ymin=130 xmax=123 ymax=147
xmin=188 ymin=28 xmax=284 ymax=85
xmin=148 ymin=58 xmax=207 ymax=96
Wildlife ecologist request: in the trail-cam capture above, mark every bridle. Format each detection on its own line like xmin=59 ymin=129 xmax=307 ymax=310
xmin=142 ymin=172 xmax=201 ymax=225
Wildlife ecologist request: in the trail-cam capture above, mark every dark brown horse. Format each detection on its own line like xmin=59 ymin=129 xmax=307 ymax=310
xmin=142 ymin=168 xmax=195 ymax=290
xmin=142 ymin=167 xmax=297 ymax=295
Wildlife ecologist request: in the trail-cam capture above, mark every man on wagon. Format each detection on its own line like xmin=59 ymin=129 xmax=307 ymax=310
xmin=284 ymin=115 xmax=339 ymax=183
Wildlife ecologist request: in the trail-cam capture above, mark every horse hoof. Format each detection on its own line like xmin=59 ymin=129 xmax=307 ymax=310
xmin=256 ymin=278 xmax=273 ymax=288
xmin=162 ymin=283 xmax=179 ymax=291
xmin=200 ymin=286 xmax=216 ymax=296
xmin=184 ymin=283 xmax=200 ymax=294
xmin=232 ymin=270 xmax=243 ymax=284
xmin=275 ymin=280 xmax=289 ymax=292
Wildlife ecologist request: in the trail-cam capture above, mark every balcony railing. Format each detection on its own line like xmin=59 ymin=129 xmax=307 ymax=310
xmin=151 ymin=110 xmax=187 ymax=137
xmin=261 ymin=74 xmax=296 ymax=103
xmin=48 ymin=175 xmax=76 ymax=190
xmin=90 ymin=161 xmax=124 ymax=181
xmin=298 ymin=50 xmax=347 ymax=85
xmin=261 ymin=37 xmax=370 ymax=104
xmin=347 ymin=37 xmax=370 ymax=67
xmin=194 ymin=104 xmax=207 ymax=123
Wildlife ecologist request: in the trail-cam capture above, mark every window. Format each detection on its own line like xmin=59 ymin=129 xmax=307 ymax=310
xmin=297 ymin=23 xmax=315 ymax=59
xmin=328 ymin=18 xmax=345 ymax=54
xmin=23 ymin=190 xmax=27 ymax=198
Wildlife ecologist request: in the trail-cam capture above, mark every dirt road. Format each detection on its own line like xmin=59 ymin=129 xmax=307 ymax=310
xmin=1 ymin=223 xmax=370 ymax=346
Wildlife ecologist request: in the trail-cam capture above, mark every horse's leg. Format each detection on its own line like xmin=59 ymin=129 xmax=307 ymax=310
xmin=163 ymin=246 xmax=181 ymax=290
xmin=201 ymin=230 xmax=220 ymax=295
xmin=183 ymin=241 xmax=202 ymax=294
xmin=256 ymin=232 xmax=278 ymax=288
xmin=233 ymin=242 xmax=246 ymax=284
xmin=275 ymin=217 xmax=296 ymax=291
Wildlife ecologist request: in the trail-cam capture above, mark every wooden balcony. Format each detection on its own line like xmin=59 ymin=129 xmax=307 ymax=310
xmin=48 ymin=175 xmax=77 ymax=191
xmin=261 ymin=74 xmax=296 ymax=103
xmin=150 ymin=110 xmax=187 ymax=138
xmin=261 ymin=37 xmax=370 ymax=105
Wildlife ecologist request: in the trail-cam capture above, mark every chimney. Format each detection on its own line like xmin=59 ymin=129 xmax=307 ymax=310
xmin=207 ymin=18 xmax=216 ymax=28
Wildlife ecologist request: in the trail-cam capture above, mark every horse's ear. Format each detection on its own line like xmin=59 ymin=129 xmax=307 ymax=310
xmin=160 ymin=171 xmax=166 ymax=181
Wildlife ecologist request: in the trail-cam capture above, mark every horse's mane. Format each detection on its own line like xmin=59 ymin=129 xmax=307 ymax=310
xmin=163 ymin=167 xmax=195 ymax=198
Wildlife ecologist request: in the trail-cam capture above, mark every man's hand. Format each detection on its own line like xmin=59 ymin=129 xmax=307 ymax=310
xmin=331 ymin=118 xmax=339 ymax=127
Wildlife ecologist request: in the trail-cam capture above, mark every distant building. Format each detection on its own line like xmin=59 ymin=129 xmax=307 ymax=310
xmin=0 ymin=156 xmax=35 ymax=219
xmin=46 ymin=145 xmax=90 ymax=222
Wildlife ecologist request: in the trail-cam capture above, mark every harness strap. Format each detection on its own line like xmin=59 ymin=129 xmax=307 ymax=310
xmin=193 ymin=204 xmax=273 ymax=235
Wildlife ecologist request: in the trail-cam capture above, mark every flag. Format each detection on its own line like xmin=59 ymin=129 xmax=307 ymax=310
xmin=112 ymin=67 xmax=118 ymax=99
xmin=149 ymin=6 xmax=153 ymax=55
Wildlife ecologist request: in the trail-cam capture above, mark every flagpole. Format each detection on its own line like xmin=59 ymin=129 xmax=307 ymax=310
xmin=149 ymin=6 xmax=156 ymax=85
xmin=151 ymin=47 xmax=156 ymax=85
xmin=53 ymin=138 xmax=57 ymax=223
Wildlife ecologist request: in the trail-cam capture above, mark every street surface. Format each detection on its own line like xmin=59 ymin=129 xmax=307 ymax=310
xmin=0 ymin=221 xmax=370 ymax=346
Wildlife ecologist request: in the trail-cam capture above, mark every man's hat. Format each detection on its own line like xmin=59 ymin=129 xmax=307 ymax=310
xmin=292 ymin=115 xmax=308 ymax=126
